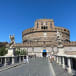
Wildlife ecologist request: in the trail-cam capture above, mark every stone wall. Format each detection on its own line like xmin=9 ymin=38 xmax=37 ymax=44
xmin=19 ymin=47 xmax=58 ymax=57
xmin=64 ymin=47 xmax=76 ymax=51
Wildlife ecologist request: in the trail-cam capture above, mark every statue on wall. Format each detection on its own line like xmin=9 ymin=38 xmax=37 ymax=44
xmin=9 ymin=34 xmax=15 ymax=48
xmin=57 ymin=30 xmax=62 ymax=40
xmin=56 ymin=30 xmax=63 ymax=47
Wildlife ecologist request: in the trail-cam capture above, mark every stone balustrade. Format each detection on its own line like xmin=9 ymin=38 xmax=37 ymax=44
xmin=55 ymin=55 xmax=76 ymax=75
xmin=0 ymin=55 xmax=26 ymax=67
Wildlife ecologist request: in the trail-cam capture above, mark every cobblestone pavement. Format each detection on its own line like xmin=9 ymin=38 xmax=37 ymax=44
xmin=52 ymin=61 xmax=72 ymax=76
xmin=0 ymin=58 xmax=53 ymax=76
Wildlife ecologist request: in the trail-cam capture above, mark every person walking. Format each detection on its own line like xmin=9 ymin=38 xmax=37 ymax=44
xmin=23 ymin=56 xmax=26 ymax=63
xmin=26 ymin=55 xmax=29 ymax=63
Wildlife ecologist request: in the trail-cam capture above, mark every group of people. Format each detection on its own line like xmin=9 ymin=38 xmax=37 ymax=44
xmin=23 ymin=55 xmax=36 ymax=63
xmin=23 ymin=54 xmax=54 ymax=63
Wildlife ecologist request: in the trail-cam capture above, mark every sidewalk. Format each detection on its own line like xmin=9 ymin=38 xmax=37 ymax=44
xmin=52 ymin=61 xmax=72 ymax=76
xmin=0 ymin=62 xmax=24 ymax=72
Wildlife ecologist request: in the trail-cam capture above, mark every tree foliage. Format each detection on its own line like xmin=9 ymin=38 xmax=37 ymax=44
xmin=14 ymin=48 xmax=28 ymax=56
xmin=0 ymin=47 xmax=8 ymax=56
xmin=20 ymin=49 xmax=28 ymax=55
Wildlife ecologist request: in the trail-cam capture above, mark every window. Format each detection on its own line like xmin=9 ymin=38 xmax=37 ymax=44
xmin=44 ymin=26 xmax=46 ymax=29
xmin=46 ymin=22 xmax=48 ymax=25
xmin=41 ymin=22 xmax=43 ymax=25
xmin=41 ymin=26 xmax=43 ymax=29
xmin=46 ymin=26 xmax=48 ymax=29
xmin=37 ymin=22 xmax=39 ymax=28
xmin=64 ymin=29 xmax=66 ymax=31
xmin=41 ymin=26 xmax=48 ymax=29
xmin=50 ymin=22 xmax=52 ymax=28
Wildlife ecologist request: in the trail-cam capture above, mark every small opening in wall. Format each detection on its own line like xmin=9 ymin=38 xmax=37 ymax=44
xmin=64 ymin=29 xmax=66 ymax=31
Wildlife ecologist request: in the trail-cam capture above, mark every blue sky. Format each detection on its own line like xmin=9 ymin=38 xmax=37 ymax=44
xmin=0 ymin=0 xmax=76 ymax=43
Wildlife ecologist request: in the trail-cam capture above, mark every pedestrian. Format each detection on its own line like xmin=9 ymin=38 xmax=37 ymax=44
xmin=23 ymin=56 xmax=26 ymax=63
xmin=50 ymin=55 xmax=52 ymax=63
xmin=23 ymin=58 xmax=26 ymax=63
xmin=26 ymin=55 xmax=29 ymax=63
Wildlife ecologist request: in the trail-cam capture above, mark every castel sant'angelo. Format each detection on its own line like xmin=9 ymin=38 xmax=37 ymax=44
xmin=7 ymin=18 xmax=76 ymax=57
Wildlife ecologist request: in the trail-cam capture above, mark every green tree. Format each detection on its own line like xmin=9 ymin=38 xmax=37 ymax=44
xmin=0 ymin=47 xmax=8 ymax=56
xmin=14 ymin=48 xmax=20 ymax=56
xmin=20 ymin=49 xmax=28 ymax=55
xmin=14 ymin=48 xmax=28 ymax=56
xmin=14 ymin=50 xmax=20 ymax=56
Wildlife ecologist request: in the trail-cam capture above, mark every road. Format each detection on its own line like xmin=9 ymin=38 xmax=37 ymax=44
xmin=0 ymin=58 xmax=54 ymax=76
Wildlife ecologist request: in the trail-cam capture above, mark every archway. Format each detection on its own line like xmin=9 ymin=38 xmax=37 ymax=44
xmin=42 ymin=49 xmax=47 ymax=57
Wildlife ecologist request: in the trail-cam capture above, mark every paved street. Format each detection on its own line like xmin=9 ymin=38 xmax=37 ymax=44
xmin=0 ymin=58 xmax=53 ymax=76
xmin=52 ymin=61 xmax=72 ymax=76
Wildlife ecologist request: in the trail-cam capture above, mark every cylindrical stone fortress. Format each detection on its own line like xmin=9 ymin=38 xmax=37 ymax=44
xmin=22 ymin=19 xmax=70 ymax=47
